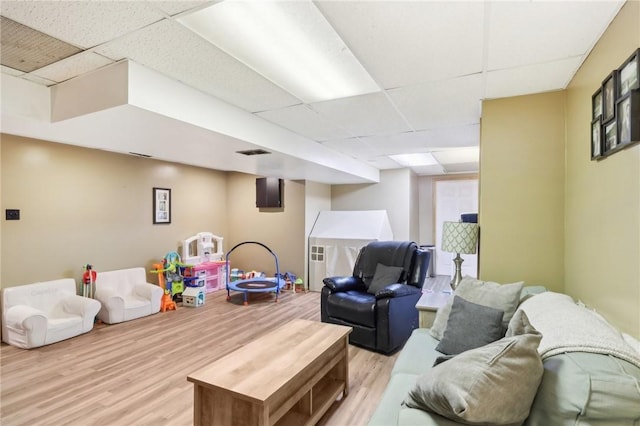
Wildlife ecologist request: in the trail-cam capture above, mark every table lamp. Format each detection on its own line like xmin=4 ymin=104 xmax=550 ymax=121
xmin=441 ymin=221 xmax=479 ymax=290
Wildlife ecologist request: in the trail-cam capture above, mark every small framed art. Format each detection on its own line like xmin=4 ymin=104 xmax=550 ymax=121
xmin=591 ymin=117 xmax=603 ymax=160
xmin=603 ymin=119 xmax=617 ymax=154
xmin=592 ymin=88 xmax=602 ymax=120
xmin=618 ymin=49 xmax=639 ymax=98
xmin=602 ymin=72 xmax=617 ymax=122
xmin=153 ymin=187 xmax=171 ymax=224
xmin=616 ymin=89 xmax=640 ymax=146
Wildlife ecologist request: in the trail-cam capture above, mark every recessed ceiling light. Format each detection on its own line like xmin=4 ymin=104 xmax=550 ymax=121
xmin=177 ymin=0 xmax=380 ymax=103
xmin=389 ymin=153 xmax=439 ymax=167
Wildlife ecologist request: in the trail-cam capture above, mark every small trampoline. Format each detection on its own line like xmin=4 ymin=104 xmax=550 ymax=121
xmin=225 ymin=241 xmax=286 ymax=305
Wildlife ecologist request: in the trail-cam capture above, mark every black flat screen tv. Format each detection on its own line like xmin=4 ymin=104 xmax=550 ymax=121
xmin=256 ymin=177 xmax=283 ymax=208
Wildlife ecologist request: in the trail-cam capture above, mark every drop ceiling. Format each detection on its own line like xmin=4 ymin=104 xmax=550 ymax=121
xmin=0 ymin=0 xmax=626 ymax=184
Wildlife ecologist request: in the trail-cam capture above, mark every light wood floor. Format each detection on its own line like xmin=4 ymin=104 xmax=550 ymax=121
xmin=0 ymin=290 xmax=398 ymax=426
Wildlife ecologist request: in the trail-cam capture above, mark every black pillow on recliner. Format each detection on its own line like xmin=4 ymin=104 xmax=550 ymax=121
xmin=367 ymin=263 xmax=404 ymax=295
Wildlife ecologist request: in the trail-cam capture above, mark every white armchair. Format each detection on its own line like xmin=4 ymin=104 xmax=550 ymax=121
xmin=2 ymin=278 xmax=101 ymax=349
xmin=94 ymin=267 xmax=163 ymax=324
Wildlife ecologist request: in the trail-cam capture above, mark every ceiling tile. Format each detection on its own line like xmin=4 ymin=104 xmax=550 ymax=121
xmin=150 ymin=1 xmax=215 ymax=17
xmin=360 ymin=130 xmax=434 ymax=154
xmin=0 ymin=1 xmax=165 ymax=49
xmin=256 ymin=104 xmax=351 ymax=142
xmin=32 ymin=51 xmax=114 ymax=83
xmin=309 ymin=92 xmax=412 ymax=137
xmin=485 ymin=57 xmax=582 ymax=100
xmin=320 ymin=137 xmax=373 ymax=159
xmin=410 ymin=164 xmax=446 ymax=176
xmin=366 ymin=156 xmax=402 ymax=170
xmin=0 ymin=16 xmax=82 ymax=73
xmin=315 ymin=1 xmax=485 ymax=89
xmin=428 ymin=125 xmax=480 ymax=149
xmin=443 ymin=162 xmax=479 ymax=174
xmin=95 ymin=20 xmax=301 ymax=113
xmin=361 ymin=128 xmax=481 ymax=157
xmin=487 ymin=1 xmax=624 ymax=71
xmin=389 ymin=74 xmax=483 ymax=130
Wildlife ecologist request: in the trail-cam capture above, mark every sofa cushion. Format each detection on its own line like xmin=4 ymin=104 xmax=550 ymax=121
xmin=392 ymin=328 xmax=441 ymax=376
xmin=525 ymin=352 xmax=640 ymax=425
xmin=367 ymin=263 xmax=404 ymax=295
xmin=517 ymin=292 xmax=640 ymax=425
xmin=430 ymin=277 xmax=523 ymax=340
xmin=435 ymin=295 xmax=505 ymax=355
xmin=405 ymin=310 xmax=543 ymax=425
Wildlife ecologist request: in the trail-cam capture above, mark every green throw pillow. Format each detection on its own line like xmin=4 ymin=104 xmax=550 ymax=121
xmin=405 ymin=310 xmax=543 ymax=425
xmin=367 ymin=263 xmax=404 ymax=295
xmin=436 ymin=296 xmax=505 ymax=355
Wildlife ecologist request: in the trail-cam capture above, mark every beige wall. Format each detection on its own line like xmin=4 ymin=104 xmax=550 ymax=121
xmin=1 ymin=134 xmax=228 ymax=286
xmin=1 ymin=136 xmax=309 ymax=288
xmin=225 ymin=172 xmax=306 ymax=279
xmin=479 ymin=91 xmax=566 ymax=292
xmin=564 ymin=1 xmax=640 ymax=337
xmin=331 ymin=168 xmax=418 ymax=241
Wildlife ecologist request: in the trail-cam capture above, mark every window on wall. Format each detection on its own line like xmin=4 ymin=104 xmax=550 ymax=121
xmin=434 ymin=178 xmax=479 ymax=277
xmin=310 ymin=245 xmax=324 ymax=262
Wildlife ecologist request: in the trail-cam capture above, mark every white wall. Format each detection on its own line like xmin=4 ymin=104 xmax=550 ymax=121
xmin=331 ymin=169 xmax=415 ymax=241
xmin=304 ymin=180 xmax=331 ymax=290
xmin=409 ymin=171 xmax=420 ymax=243
xmin=418 ymin=176 xmax=435 ymax=245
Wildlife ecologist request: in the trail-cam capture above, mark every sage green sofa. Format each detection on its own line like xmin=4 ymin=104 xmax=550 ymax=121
xmin=367 ymin=284 xmax=640 ymax=426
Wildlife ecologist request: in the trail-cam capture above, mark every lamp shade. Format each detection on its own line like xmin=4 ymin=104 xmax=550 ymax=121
xmin=442 ymin=222 xmax=479 ymax=254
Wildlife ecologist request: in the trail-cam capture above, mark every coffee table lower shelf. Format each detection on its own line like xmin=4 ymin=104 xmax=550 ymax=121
xmin=275 ymin=377 xmax=345 ymax=426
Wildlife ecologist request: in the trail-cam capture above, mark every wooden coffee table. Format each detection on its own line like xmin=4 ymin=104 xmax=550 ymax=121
xmin=187 ymin=319 xmax=352 ymax=426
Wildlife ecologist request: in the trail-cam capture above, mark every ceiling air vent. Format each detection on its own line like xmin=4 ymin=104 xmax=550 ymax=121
xmin=236 ymin=149 xmax=271 ymax=156
xmin=129 ymin=152 xmax=152 ymax=158
xmin=0 ymin=16 xmax=82 ymax=73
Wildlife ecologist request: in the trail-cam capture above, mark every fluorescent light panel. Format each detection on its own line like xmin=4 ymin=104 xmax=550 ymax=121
xmin=390 ymin=153 xmax=439 ymax=167
xmin=177 ymin=0 xmax=380 ymax=103
xmin=432 ymin=147 xmax=479 ymax=165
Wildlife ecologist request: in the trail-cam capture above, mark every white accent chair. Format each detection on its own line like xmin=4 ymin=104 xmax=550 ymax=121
xmin=2 ymin=278 xmax=101 ymax=349
xmin=94 ymin=267 xmax=163 ymax=324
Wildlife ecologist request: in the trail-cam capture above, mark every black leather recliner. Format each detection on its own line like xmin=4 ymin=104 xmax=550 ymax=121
xmin=320 ymin=241 xmax=430 ymax=355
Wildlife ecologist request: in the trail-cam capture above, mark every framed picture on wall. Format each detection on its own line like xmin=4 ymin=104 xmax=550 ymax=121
xmin=602 ymin=72 xmax=617 ymax=122
xmin=603 ymin=119 xmax=617 ymax=154
xmin=153 ymin=187 xmax=171 ymax=224
xmin=591 ymin=117 xmax=603 ymax=160
xmin=616 ymin=89 xmax=640 ymax=146
xmin=592 ymin=88 xmax=603 ymax=120
xmin=618 ymin=49 xmax=639 ymax=97
xmin=617 ymin=95 xmax=632 ymax=144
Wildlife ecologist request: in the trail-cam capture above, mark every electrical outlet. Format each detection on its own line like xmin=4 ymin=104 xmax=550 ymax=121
xmin=6 ymin=209 xmax=20 ymax=220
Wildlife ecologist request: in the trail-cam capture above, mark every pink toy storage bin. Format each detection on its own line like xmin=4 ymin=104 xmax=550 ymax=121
xmin=193 ymin=261 xmax=228 ymax=293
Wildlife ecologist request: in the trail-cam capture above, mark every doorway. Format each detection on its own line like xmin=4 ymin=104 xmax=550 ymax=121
xmin=434 ymin=177 xmax=479 ymax=277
